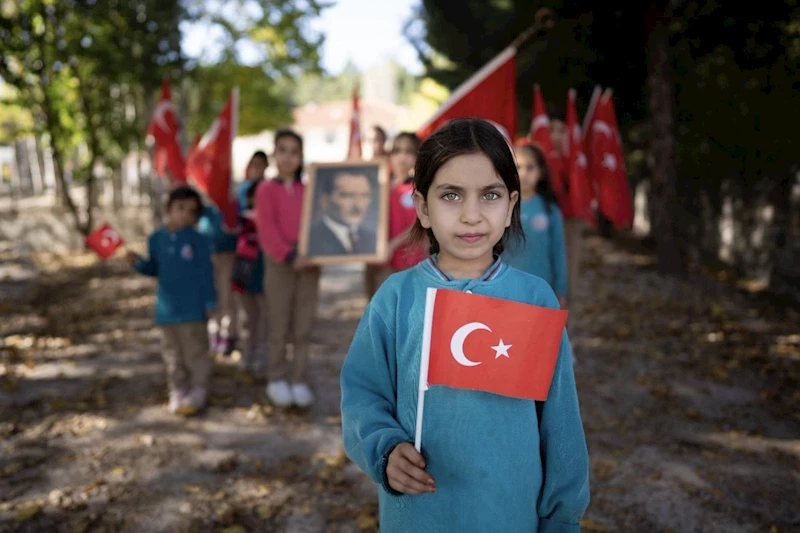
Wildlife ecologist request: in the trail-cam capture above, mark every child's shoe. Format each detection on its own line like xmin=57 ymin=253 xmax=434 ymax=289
xmin=168 ymin=389 xmax=189 ymax=414
xmin=220 ymin=337 xmax=236 ymax=356
xmin=266 ymin=381 xmax=293 ymax=407
xmin=186 ymin=387 xmax=207 ymax=411
xmin=291 ymin=383 xmax=315 ymax=408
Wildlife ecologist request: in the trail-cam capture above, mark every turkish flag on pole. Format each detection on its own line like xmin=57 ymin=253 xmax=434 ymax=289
xmin=146 ymin=78 xmax=186 ymax=184
xmin=530 ymin=84 xmax=568 ymax=206
xmin=565 ymin=88 xmax=596 ymax=224
xmin=85 ymin=223 xmax=124 ymax=260
xmin=347 ymin=85 xmax=362 ymax=160
xmin=186 ymin=88 xmax=239 ymax=229
xmin=587 ymin=91 xmax=633 ymax=230
xmin=415 ymin=288 xmax=567 ymax=450
xmin=416 ymin=47 xmax=517 ymax=141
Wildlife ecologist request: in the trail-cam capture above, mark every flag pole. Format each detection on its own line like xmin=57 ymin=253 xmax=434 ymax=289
xmin=415 ymin=288 xmax=437 ymax=452
xmin=510 ymin=7 xmax=555 ymax=49
xmin=581 ymin=85 xmax=603 ymax=141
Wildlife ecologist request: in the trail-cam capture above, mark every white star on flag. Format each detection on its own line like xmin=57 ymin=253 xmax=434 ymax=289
xmin=492 ymin=339 xmax=512 ymax=359
xmin=602 ymin=152 xmax=617 ymax=171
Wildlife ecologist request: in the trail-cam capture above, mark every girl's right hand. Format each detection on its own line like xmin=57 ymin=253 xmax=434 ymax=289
xmin=386 ymin=443 xmax=436 ymax=495
xmin=126 ymin=251 xmax=141 ymax=265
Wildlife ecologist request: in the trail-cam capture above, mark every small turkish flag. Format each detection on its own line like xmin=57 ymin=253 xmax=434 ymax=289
xmin=85 ymin=223 xmax=124 ymax=260
xmin=347 ymin=84 xmax=362 ymax=160
xmin=564 ymin=88 xmax=596 ymax=224
xmin=424 ymin=288 xmax=567 ymax=401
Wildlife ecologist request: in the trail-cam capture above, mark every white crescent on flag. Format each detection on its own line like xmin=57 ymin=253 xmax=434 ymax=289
xmin=450 ymin=322 xmax=491 ymax=367
xmin=592 ymin=120 xmax=613 ymax=138
xmin=100 ymin=229 xmax=120 ymax=249
xmin=199 ymin=118 xmax=225 ymax=149
xmin=152 ymin=100 xmax=174 ymax=133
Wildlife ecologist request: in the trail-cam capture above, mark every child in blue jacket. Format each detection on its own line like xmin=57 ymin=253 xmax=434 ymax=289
xmin=340 ymin=119 xmax=589 ymax=532
xmin=128 ymin=186 xmax=216 ymax=414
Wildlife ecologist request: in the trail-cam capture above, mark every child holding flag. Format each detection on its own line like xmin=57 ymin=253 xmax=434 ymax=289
xmin=254 ymin=130 xmax=319 ymax=408
xmin=340 ymin=119 xmax=589 ymax=532
xmin=128 ymin=186 xmax=216 ymax=414
xmin=503 ymin=141 xmax=568 ymax=307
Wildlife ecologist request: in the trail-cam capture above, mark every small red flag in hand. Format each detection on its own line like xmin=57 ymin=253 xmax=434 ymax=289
xmin=424 ymin=288 xmax=567 ymax=401
xmin=85 ymin=223 xmax=124 ymax=260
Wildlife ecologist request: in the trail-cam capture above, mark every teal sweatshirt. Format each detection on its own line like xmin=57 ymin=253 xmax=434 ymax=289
xmin=341 ymin=256 xmax=590 ymax=533
xmin=503 ymin=196 xmax=568 ymax=298
xmin=134 ymin=226 xmax=217 ymax=325
xmin=198 ymin=204 xmax=238 ymax=254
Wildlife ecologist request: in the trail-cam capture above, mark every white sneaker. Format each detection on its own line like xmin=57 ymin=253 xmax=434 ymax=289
xmin=266 ymin=380 xmax=293 ymax=407
xmin=168 ymin=389 xmax=188 ymax=414
xmin=291 ymin=383 xmax=315 ymax=408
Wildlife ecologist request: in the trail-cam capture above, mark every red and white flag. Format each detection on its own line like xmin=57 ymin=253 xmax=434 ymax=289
xmin=186 ymin=88 xmax=239 ymax=229
xmin=416 ymin=47 xmax=517 ymax=141
xmin=347 ymin=84 xmax=362 ymax=160
xmin=85 ymin=223 xmax=124 ymax=260
xmin=587 ymin=90 xmax=633 ymax=230
xmin=564 ymin=88 xmax=596 ymax=224
xmin=530 ymin=84 xmax=567 ymax=204
xmin=146 ymin=78 xmax=186 ymax=184
xmin=414 ymin=288 xmax=567 ymax=449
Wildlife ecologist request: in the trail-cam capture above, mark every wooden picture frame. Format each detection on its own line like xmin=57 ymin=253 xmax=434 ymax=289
xmin=298 ymin=161 xmax=390 ymax=265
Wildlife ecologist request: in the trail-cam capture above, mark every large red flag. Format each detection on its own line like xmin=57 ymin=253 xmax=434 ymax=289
xmin=564 ymin=88 xmax=596 ymax=224
xmin=85 ymin=223 xmax=124 ymax=260
xmin=146 ymin=79 xmax=186 ymax=184
xmin=416 ymin=47 xmax=516 ymax=141
xmin=186 ymin=89 xmax=238 ymax=229
xmin=587 ymin=91 xmax=633 ymax=230
xmin=347 ymin=85 xmax=362 ymax=160
xmin=423 ymin=288 xmax=567 ymax=401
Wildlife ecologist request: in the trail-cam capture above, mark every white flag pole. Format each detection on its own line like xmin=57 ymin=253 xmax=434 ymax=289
xmin=414 ymin=287 xmax=437 ymax=453
xmin=581 ymin=85 xmax=602 ymax=142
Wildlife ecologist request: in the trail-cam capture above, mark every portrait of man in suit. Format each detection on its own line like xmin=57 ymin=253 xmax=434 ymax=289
xmin=308 ymin=170 xmax=377 ymax=256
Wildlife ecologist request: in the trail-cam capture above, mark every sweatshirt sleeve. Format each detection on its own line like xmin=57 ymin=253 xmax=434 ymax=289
xmin=550 ymin=206 xmax=569 ymax=298
xmin=195 ymin=232 xmax=217 ymax=313
xmin=536 ymin=330 xmax=590 ymax=533
xmin=340 ymin=304 xmax=411 ymax=493
xmin=134 ymin=234 xmax=158 ymax=277
xmin=254 ymin=181 xmax=293 ymax=263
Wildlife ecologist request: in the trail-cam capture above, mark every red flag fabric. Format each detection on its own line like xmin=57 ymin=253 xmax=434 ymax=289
xmin=564 ymin=88 xmax=596 ymax=224
xmin=347 ymin=85 xmax=362 ymax=160
xmin=85 ymin=223 xmax=124 ymax=260
xmin=530 ymin=84 xmax=568 ymax=207
xmin=146 ymin=79 xmax=186 ymax=184
xmin=587 ymin=92 xmax=633 ymax=230
xmin=186 ymin=90 xmax=238 ymax=229
xmin=424 ymin=288 xmax=567 ymax=401
xmin=417 ymin=47 xmax=516 ymax=141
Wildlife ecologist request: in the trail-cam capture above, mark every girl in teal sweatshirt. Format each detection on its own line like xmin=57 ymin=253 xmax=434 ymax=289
xmin=340 ymin=119 xmax=589 ymax=532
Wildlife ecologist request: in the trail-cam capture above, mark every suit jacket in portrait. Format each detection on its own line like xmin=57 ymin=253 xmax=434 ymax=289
xmin=308 ymin=218 xmax=377 ymax=256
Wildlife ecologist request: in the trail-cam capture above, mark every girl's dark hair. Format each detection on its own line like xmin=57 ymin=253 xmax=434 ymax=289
xmin=251 ymin=150 xmax=268 ymax=165
xmin=516 ymin=143 xmax=559 ymax=213
xmin=166 ymin=185 xmax=202 ymax=217
xmin=391 ymin=132 xmax=421 ymax=154
xmin=274 ymin=129 xmax=304 ymax=181
xmin=409 ymin=118 xmax=523 ymax=256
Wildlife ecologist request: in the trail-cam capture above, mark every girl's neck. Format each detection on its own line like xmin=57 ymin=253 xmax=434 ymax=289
xmin=521 ymin=188 xmax=537 ymax=201
xmin=436 ymin=251 xmax=495 ymax=280
xmin=277 ymin=173 xmax=295 ymax=184
xmin=166 ymin=222 xmax=185 ymax=232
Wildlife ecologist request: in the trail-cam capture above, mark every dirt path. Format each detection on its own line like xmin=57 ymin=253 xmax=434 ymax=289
xmin=0 ymin=235 xmax=797 ymax=532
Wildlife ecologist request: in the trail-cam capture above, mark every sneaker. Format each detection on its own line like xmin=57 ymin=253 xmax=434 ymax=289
xmin=182 ymin=387 xmax=207 ymax=413
xmin=266 ymin=380 xmax=293 ymax=407
xmin=290 ymin=383 xmax=315 ymax=408
xmin=221 ymin=337 xmax=237 ymax=356
xmin=168 ymin=389 xmax=188 ymax=414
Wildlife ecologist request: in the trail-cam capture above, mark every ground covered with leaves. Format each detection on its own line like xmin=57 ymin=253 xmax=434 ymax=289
xmin=0 ymin=234 xmax=797 ymax=532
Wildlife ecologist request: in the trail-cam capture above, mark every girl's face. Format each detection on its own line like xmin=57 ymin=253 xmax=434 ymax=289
xmin=390 ymin=137 xmax=417 ymax=181
xmin=515 ymin=147 xmax=541 ymax=197
xmin=246 ymin=157 xmax=267 ymax=180
xmin=415 ymin=153 xmax=518 ymax=275
xmin=273 ymin=137 xmax=302 ymax=179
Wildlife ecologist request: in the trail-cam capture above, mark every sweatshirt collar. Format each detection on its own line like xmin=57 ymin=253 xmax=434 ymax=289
xmin=422 ymin=254 xmax=506 ymax=283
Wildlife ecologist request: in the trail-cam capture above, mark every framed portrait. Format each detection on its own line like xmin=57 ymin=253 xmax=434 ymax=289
xmin=298 ymin=161 xmax=390 ymax=265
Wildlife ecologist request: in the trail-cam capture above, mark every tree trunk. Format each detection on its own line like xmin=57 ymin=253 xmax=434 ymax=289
xmin=646 ymin=2 xmax=684 ymax=275
xmin=77 ymin=84 xmax=100 ymax=235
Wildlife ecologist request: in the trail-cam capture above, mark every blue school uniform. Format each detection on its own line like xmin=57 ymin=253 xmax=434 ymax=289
xmin=504 ymin=195 xmax=568 ymax=298
xmin=340 ymin=256 xmax=589 ymax=533
xmin=198 ymin=204 xmax=237 ymax=254
xmin=134 ymin=226 xmax=217 ymax=325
